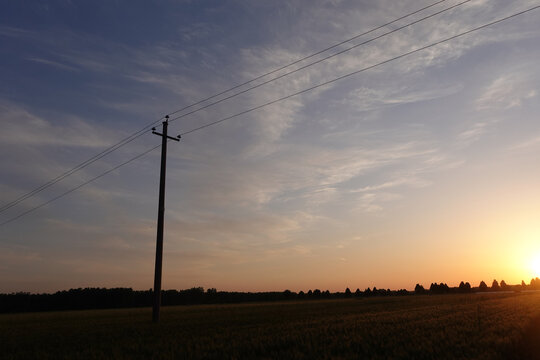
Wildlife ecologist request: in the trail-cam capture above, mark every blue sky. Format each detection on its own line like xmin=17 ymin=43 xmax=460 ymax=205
xmin=1 ymin=0 xmax=540 ymax=293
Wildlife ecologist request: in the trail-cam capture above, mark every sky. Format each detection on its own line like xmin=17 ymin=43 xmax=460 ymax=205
xmin=1 ymin=0 xmax=540 ymax=294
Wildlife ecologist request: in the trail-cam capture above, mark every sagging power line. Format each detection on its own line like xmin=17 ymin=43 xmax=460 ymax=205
xmin=165 ymin=0 xmax=451 ymax=119
xmin=167 ymin=0 xmax=472 ymax=126
xmin=0 ymin=145 xmax=161 ymax=227
xmin=0 ymin=0 xmax=456 ymax=215
xmin=1 ymin=4 xmax=539 ymax=227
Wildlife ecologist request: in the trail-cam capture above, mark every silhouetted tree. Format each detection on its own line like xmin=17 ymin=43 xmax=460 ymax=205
xmin=429 ymin=283 xmax=450 ymax=294
xmin=479 ymin=281 xmax=488 ymax=292
xmin=491 ymin=280 xmax=500 ymax=291
xmin=2 ymin=284 xmax=422 ymax=313
xmin=396 ymin=289 xmax=409 ymax=296
xmin=521 ymin=280 xmax=527 ymax=289
xmin=205 ymin=288 xmax=217 ymax=301
xmin=500 ymin=280 xmax=509 ymax=291
xmin=414 ymin=284 xmax=426 ymax=294
xmin=458 ymin=281 xmax=471 ymax=293
xmin=345 ymin=288 xmax=352 ymax=298
xmin=354 ymin=288 xmax=361 ymax=297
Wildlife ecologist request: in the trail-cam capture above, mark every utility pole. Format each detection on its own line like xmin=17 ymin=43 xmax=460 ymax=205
xmin=152 ymin=115 xmax=180 ymax=322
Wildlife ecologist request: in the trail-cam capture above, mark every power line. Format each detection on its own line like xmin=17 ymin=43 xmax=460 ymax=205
xmin=1 ymin=4 xmax=538 ymax=227
xmin=0 ymin=0 xmax=451 ymax=214
xmin=0 ymin=128 xmax=153 ymax=214
xmin=165 ymin=0 xmax=450 ymax=118
xmin=178 ymin=5 xmax=540 ymax=136
xmin=167 ymin=0 xmax=472 ymax=124
xmin=0 ymin=144 xmax=162 ymax=227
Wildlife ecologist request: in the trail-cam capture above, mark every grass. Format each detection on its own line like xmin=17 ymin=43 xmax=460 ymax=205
xmin=2 ymin=292 xmax=540 ymax=359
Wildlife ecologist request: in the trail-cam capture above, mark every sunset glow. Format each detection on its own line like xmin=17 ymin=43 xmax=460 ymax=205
xmin=529 ymin=255 xmax=540 ymax=279
xmin=1 ymin=0 xmax=540 ymax=294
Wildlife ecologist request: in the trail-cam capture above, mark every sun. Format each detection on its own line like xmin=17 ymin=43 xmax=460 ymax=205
xmin=530 ymin=255 xmax=540 ymax=278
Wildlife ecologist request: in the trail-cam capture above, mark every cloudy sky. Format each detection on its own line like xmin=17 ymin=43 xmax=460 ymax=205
xmin=1 ymin=0 xmax=540 ymax=293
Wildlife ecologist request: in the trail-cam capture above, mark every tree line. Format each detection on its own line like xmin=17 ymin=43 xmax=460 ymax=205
xmin=414 ymin=278 xmax=540 ymax=294
xmin=2 ymin=277 xmax=539 ymax=313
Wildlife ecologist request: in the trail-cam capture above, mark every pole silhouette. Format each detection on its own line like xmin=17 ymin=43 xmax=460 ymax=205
xmin=152 ymin=115 xmax=180 ymax=322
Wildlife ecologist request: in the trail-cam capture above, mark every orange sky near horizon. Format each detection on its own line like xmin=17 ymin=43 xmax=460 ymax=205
xmin=1 ymin=1 xmax=540 ymax=294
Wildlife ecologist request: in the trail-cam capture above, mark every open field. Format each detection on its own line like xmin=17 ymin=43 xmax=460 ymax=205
xmin=2 ymin=292 xmax=540 ymax=359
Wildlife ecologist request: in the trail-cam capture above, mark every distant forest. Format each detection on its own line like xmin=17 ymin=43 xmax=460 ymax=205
xmin=2 ymin=278 xmax=539 ymax=313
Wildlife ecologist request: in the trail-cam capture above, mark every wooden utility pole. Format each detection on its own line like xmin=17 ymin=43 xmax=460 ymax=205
xmin=152 ymin=115 xmax=180 ymax=322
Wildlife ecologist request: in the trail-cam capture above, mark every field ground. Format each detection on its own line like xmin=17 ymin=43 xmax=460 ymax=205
xmin=2 ymin=292 xmax=540 ymax=359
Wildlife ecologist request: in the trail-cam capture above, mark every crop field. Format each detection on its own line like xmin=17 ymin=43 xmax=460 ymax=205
xmin=2 ymin=292 xmax=540 ymax=359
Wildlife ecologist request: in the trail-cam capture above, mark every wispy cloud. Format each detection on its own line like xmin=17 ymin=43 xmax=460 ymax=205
xmin=475 ymin=72 xmax=538 ymax=111
xmin=351 ymin=176 xmax=431 ymax=193
xmin=508 ymin=135 xmax=540 ymax=152
xmin=26 ymin=57 xmax=80 ymax=72
xmin=458 ymin=121 xmax=490 ymax=143
xmin=0 ymin=25 xmax=34 ymax=38
xmin=338 ymin=83 xmax=462 ymax=113
xmin=353 ymin=191 xmax=402 ymax=213
xmin=2 ymin=0 xmax=540 ymax=292
xmin=0 ymin=102 xmax=114 ymax=148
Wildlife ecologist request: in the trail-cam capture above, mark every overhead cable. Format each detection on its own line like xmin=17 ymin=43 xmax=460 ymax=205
xmin=0 ymin=0 xmax=453 ymax=214
xmin=167 ymin=0 xmax=472 ymax=124
xmin=178 ymin=5 xmax=540 ymax=136
xmin=2 ymin=4 xmax=538 ymax=227
xmin=0 ymin=144 xmax=161 ymax=227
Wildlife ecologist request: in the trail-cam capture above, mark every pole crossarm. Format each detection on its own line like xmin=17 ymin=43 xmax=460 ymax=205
xmin=152 ymin=130 xmax=181 ymax=141
xmin=153 ymin=115 xmax=181 ymax=141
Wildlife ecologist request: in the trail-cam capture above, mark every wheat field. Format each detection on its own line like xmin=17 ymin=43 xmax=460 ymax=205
xmin=2 ymin=292 xmax=540 ymax=359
